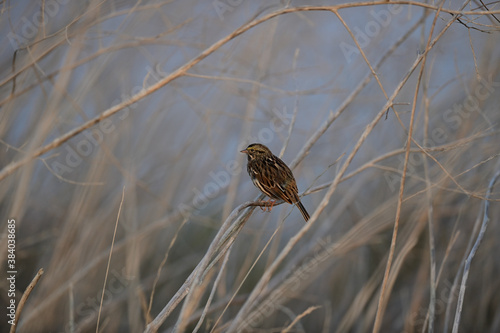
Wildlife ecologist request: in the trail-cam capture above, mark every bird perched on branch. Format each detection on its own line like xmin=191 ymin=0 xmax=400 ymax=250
xmin=241 ymin=143 xmax=310 ymax=222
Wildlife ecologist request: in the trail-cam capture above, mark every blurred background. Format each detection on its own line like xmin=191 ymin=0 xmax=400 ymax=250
xmin=1 ymin=0 xmax=500 ymax=332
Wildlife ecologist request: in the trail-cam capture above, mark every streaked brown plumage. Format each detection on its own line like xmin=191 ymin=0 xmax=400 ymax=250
xmin=240 ymin=143 xmax=310 ymax=222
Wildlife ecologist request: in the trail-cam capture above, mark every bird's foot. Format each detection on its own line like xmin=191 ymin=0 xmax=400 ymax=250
xmin=259 ymin=199 xmax=276 ymax=212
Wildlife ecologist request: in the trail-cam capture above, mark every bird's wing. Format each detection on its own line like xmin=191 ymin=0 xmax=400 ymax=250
xmin=256 ymin=155 xmax=298 ymax=204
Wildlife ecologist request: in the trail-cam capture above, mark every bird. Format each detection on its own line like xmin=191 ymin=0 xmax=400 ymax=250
xmin=240 ymin=143 xmax=310 ymax=222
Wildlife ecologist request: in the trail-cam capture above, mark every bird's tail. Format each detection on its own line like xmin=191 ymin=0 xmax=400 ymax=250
xmin=295 ymin=201 xmax=310 ymax=222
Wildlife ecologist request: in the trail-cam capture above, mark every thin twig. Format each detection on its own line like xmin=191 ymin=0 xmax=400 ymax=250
xmin=452 ymin=168 xmax=500 ymax=333
xmin=96 ymin=186 xmax=125 ymax=333
xmin=422 ymin=57 xmax=437 ymax=333
xmin=40 ymin=158 xmax=104 ymax=186
xmin=282 ymin=305 xmax=321 ymax=333
xmin=9 ymin=268 xmax=44 ymax=333
xmin=477 ymin=0 xmax=500 ymax=23
xmin=192 ymin=251 xmax=230 ymax=333
xmin=146 ymin=216 xmax=190 ymax=323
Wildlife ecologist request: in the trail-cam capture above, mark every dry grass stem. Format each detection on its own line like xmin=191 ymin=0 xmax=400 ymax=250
xmin=2 ymin=2 xmax=498 ymax=333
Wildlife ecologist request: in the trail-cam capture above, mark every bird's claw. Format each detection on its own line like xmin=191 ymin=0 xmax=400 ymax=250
xmin=259 ymin=199 xmax=276 ymax=212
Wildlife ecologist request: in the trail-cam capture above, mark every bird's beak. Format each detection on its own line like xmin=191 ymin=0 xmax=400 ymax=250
xmin=240 ymin=149 xmax=248 ymax=154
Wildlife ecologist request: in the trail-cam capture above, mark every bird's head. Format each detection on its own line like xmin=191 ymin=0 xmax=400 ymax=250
xmin=240 ymin=143 xmax=272 ymax=159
